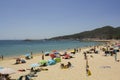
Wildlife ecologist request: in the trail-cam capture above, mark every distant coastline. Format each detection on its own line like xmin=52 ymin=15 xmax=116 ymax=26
xmin=50 ymin=26 xmax=120 ymax=40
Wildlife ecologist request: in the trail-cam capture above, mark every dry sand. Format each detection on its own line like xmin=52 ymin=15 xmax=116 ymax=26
xmin=0 ymin=40 xmax=120 ymax=80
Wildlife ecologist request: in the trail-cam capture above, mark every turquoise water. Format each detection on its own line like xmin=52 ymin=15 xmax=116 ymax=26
xmin=0 ymin=40 xmax=102 ymax=57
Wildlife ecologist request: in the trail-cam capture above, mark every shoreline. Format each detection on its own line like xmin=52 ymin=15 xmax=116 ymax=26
xmin=0 ymin=40 xmax=111 ymax=61
xmin=0 ymin=40 xmax=120 ymax=80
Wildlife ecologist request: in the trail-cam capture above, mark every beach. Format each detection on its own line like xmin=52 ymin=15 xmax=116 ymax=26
xmin=0 ymin=40 xmax=120 ymax=80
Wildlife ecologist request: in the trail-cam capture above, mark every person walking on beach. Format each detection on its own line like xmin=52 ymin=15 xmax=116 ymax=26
xmin=42 ymin=54 xmax=44 ymax=60
xmin=84 ymin=52 xmax=87 ymax=60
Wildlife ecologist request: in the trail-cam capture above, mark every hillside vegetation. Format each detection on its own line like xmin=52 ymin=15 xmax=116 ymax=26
xmin=50 ymin=26 xmax=120 ymax=40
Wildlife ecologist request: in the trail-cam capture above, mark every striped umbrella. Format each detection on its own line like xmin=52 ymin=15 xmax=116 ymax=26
xmin=31 ymin=63 xmax=40 ymax=67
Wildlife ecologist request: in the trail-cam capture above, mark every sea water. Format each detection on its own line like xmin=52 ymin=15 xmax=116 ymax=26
xmin=0 ymin=40 xmax=102 ymax=57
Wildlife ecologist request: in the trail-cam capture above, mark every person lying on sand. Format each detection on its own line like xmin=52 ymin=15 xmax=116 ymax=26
xmin=60 ymin=62 xmax=72 ymax=69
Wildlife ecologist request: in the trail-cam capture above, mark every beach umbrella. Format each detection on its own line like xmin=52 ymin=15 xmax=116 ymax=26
xmin=31 ymin=63 xmax=40 ymax=67
xmin=45 ymin=52 xmax=50 ymax=56
xmin=48 ymin=59 xmax=56 ymax=65
xmin=0 ymin=68 xmax=16 ymax=74
xmin=25 ymin=53 xmax=30 ymax=57
xmin=39 ymin=60 xmax=47 ymax=65
xmin=54 ymin=52 xmax=59 ymax=54
xmin=54 ymin=58 xmax=61 ymax=63
xmin=45 ymin=52 xmax=49 ymax=54
xmin=49 ymin=53 xmax=56 ymax=59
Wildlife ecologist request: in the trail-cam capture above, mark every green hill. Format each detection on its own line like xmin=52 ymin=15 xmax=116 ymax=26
xmin=50 ymin=26 xmax=120 ymax=40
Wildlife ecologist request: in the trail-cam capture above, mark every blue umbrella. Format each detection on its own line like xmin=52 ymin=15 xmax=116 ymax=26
xmin=30 ymin=63 xmax=40 ymax=67
xmin=48 ymin=59 xmax=56 ymax=65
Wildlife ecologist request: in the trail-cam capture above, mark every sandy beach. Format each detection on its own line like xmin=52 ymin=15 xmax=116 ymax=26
xmin=0 ymin=40 xmax=120 ymax=80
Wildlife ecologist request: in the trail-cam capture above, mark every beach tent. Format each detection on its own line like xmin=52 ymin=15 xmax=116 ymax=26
xmin=47 ymin=59 xmax=56 ymax=65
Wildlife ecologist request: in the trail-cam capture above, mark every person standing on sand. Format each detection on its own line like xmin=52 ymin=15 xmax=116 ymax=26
xmin=42 ymin=51 xmax=44 ymax=53
xmin=114 ymin=50 xmax=117 ymax=61
xmin=31 ymin=52 xmax=33 ymax=59
xmin=1 ymin=55 xmax=3 ymax=60
xmin=42 ymin=54 xmax=44 ymax=60
xmin=84 ymin=52 xmax=87 ymax=60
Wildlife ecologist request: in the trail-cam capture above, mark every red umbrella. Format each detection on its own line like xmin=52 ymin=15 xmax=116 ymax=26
xmin=49 ymin=53 xmax=56 ymax=59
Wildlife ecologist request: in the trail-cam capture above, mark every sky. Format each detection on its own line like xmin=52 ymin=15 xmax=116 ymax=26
xmin=0 ymin=0 xmax=120 ymax=40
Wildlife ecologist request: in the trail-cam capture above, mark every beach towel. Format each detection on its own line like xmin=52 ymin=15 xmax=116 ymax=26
xmin=40 ymin=68 xmax=48 ymax=71
xmin=18 ymin=69 xmax=26 ymax=72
